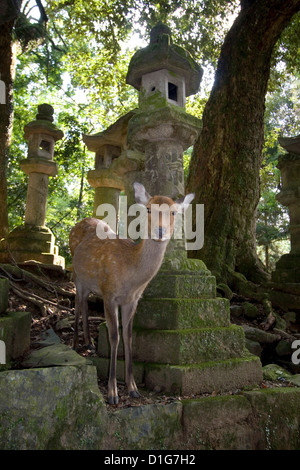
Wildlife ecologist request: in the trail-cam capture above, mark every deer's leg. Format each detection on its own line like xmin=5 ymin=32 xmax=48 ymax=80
xmin=81 ymin=291 xmax=93 ymax=348
xmin=73 ymin=284 xmax=90 ymax=350
xmin=121 ymin=302 xmax=140 ymax=399
xmin=104 ymin=299 xmax=119 ymax=405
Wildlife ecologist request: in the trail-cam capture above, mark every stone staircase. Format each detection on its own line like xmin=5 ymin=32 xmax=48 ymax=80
xmin=96 ymin=263 xmax=263 ymax=394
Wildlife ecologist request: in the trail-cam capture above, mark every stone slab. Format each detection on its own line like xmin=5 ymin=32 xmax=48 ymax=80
xmin=22 ymin=343 xmax=91 ymax=368
xmin=243 ymin=388 xmax=300 ymax=450
xmin=98 ymin=323 xmax=247 ymax=364
xmin=1 ymin=251 xmax=65 ymax=268
xmin=33 ymin=328 xmax=62 ymax=347
xmin=0 ymin=365 xmax=107 ymax=450
xmin=143 ymin=273 xmax=216 ymax=299
xmin=135 ymin=297 xmax=230 ymax=330
xmin=93 ymin=354 xmax=262 ymax=396
xmin=143 ymin=355 xmax=263 ymax=395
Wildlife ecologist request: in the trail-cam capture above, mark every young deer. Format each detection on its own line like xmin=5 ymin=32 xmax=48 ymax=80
xmin=69 ymin=182 xmax=194 ymax=404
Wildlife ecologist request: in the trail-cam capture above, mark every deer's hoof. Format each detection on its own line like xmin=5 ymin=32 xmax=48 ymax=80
xmin=129 ymin=390 xmax=141 ymax=399
xmin=108 ymin=395 xmax=119 ymax=405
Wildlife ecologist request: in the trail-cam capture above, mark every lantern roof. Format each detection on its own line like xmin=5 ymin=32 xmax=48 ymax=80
xmin=126 ymin=23 xmax=203 ymax=97
xmin=24 ymin=104 xmax=63 ymax=141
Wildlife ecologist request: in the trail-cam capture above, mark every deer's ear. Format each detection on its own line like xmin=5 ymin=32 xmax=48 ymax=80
xmin=175 ymin=193 xmax=195 ymax=213
xmin=134 ymin=182 xmax=152 ymax=206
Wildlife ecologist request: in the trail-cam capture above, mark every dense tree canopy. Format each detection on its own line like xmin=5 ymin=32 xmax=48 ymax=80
xmin=1 ymin=0 xmax=299 ymax=271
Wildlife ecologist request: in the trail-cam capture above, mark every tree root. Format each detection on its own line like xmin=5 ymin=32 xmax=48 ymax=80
xmin=0 ymin=263 xmax=75 ymax=297
xmin=0 ymin=262 xmax=75 ymax=317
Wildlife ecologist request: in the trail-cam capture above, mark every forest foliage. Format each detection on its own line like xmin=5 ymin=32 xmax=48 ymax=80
xmin=6 ymin=0 xmax=300 ymax=266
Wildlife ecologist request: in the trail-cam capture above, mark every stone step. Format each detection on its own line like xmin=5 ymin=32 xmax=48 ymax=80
xmin=98 ymin=323 xmax=246 ymax=365
xmin=143 ymin=272 xmax=216 ymax=299
xmin=93 ymin=355 xmax=263 ymax=395
xmin=135 ymin=297 xmax=230 ymax=330
xmin=5 ymin=227 xmax=55 ymax=254
xmin=144 ymin=355 xmax=263 ymax=395
xmin=0 ymin=251 xmax=65 ymax=268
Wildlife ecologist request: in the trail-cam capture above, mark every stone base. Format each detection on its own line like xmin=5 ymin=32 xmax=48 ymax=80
xmin=97 ymin=262 xmax=263 ymax=394
xmin=0 ymin=225 xmax=65 ymax=268
xmin=272 ymin=253 xmax=300 ymax=284
xmin=92 ymin=355 xmax=262 ymax=395
xmin=98 ymin=323 xmax=247 ymax=365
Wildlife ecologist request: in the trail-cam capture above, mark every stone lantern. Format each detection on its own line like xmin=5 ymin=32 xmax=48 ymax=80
xmin=83 ymin=111 xmax=138 ymax=220
xmin=97 ymin=24 xmax=262 ymax=396
xmin=0 ymin=104 xmax=65 ymax=268
xmin=126 ymin=23 xmax=202 ymax=202
xmin=272 ymin=135 xmax=300 ymax=284
xmin=21 ymin=103 xmax=63 ymax=228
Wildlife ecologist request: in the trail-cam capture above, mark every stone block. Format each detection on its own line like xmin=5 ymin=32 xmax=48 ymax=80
xmin=106 ymin=401 xmax=183 ymax=451
xmin=5 ymin=251 xmax=65 ymax=268
xmin=0 ymin=278 xmax=9 ymax=314
xmin=0 ymin=365 xmax=107 ymax=450
xmin=143 ymin=272 xmax=216 ymax=299
xmin=181 ymin=394 xmax=262 ymax=450
xmin=98 ymin=323 xmax=247 ymax=364
xmin=0 ymin=226 xmax=65 ymax=268
xmin=21 ymin=343 xmax=90 ymax=368
xmin=94 ymin=354 xmax=262 ymax=396
xmin=135 ymin=297 xmax=230 ymax=330
xmin=0 ymin=311 xmax=31 ymax=362
xmin=243 ymin=388 xmax=300 ymax=450
xmin=6 ymin=226 xmax=55 ymax=253
xmin=143 ymin=355 xmax=262 ymax=395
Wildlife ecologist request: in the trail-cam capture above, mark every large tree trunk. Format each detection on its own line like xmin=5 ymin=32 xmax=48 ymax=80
xmin=0 ymin=19 xmax=17 ymax=239
xmin=187 ymin=0 xmax=300 ymax=284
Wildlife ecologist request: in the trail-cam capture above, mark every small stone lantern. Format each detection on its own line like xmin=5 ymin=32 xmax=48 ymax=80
xmin=21 ymin=104 xmax=63 ymax=227
xmin=83 ymin=111 xmax=137 ymax=219
xmin=272 ymin=135 xmax=300 ymax=284
xmin=0 ymin=104 xmax=65 ymax=268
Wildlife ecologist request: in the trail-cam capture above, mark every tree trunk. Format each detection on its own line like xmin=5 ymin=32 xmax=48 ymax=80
xmin=0 ymin=19 xmax=16 ymax=239
xmin=187 ymin=0 xmax=300 ymax=284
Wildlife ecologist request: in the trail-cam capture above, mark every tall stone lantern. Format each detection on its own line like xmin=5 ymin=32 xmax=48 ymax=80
xmin=0 ymin=104 xmax=65 ymax=268
xmin=272 ymin=135 xmax=300 ymax=284
xmin=97 ymin=24 xmax=262 ymax=396
xmin=126 ymin=24 xmax=202 ymax=200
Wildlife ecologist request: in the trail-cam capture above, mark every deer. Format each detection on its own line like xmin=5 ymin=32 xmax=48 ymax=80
xmin=69 ymin=182 xmax=194 ymax=404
